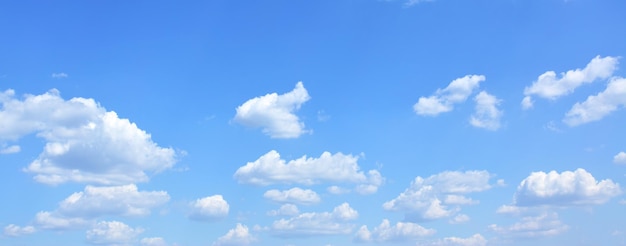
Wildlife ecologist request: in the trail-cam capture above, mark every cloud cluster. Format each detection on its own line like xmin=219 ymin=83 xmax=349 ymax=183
xmin=383 ymin=170 xmax=493 ymax=221
xmin=0 ymin=89 xmax=178 ymax=185
xmin=354 ymin=219 xmax=435 ymax=243
xmin=270 ymin=203 xmax=358 ymax=237
xmin=234 ymin=82 xmax=311 ymax=138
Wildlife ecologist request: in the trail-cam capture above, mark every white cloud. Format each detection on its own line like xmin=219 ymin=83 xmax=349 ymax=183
xmin=34 ymin=211 xmax=89 ymax=230
xmin=469 ymin=91 xmax=503 ymax=130
xmin=234 ymin=82 xmax=310 ymax=138
xmin=0 ymin=89 xmax=178 ymax=185
xmin=264 ymin=188 xmax=321 ymax=205
xmin=3 ymin=224 xmax=36 ymax=237
xmin=212 ymin=223 xmax=257 ymax=246
xmin=189 ymin=195 xmax=229 ymax=221
xmin=86 ymin=221 xmax=143 ymax=245
xmin=140 ymin=237 xmax=168 ymax=246
xmin=51 ymin=73 xmax=68 ymax=79
xmin=522 ymin=55 xmax=619 ymax=109
xmin=489 ymin=212 xmax=568 ymax=238
xmin=614 ymin=152 xmax=626 ymax=164
xmin=513 ymin=168 xmax=621 ymax=207
xmin=58 ymin=184 xmax=170 ymax=218
xmin=383 ymin=170 xmax=492 ymax=221
xmin=354 ymin=219 xmax=435 ymax=243
xmin=234 ymin=150 xmax=383 ymax=193
xmin=449 ymin=214 xmax=470 ymax=224
xmin=270 ymin=203 xmax=358 ymax=237
xmin=404 ymin=0 xmax=435 ymax=7
xmin=327 ymin=186 xmax=350 ymax=195
xmin=414 ymin=75 xmax=485 ymax=116
xmin=267 ymin=204 xmax=300 ymax=217
xmin=0 ymin=144 xmax=20 ymax=154
xmin=563 ymin=76 xmax=626 ymax=126
xmin=426 ymin=234 xmax=487 ymax=246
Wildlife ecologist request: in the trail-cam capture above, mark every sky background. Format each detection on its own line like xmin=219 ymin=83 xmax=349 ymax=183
xmin=1 ymin=0 xmax=626 ymax=245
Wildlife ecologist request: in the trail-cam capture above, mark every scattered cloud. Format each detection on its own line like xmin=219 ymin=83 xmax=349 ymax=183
xmin=264 ymin=188 xmax=321 ymax=205
xmin=212 ymin=223 xmax=257 ymax=246
xmin=327 ymin=186 xmax=350 ymax=195
xmin=34 ymin=211 xmax=89 ymax=230
xmin=449 ymin=214 xmax=470 ymax=224
xmin=3 ymin=224 xmax=36 ymax=237
xmin=234 ymin=150 xmax=383 ymax=193
xmin=86 ymin=221 xmax=143 ymax=245
xmin=0 ymin=144 xmax=20 ymax=154
xmin=522 ymin=55 xmax=619 ymax=109
xmin=51 ymin=73 xmax=68 ymax=79
xmin=188 ymin=195 xmax=229 ymax=221
xmin=383 ymin=170 xmax=493 ymax=221
xmin=489 ymin=212 xmax=568 ymax=238
xmin=414 ymin=75 xmax=485 ymax=116
xmin=614 ymin=152 xmax=626 ymax=164
xmin=0 ymin=89 xmax=178 ymax=185
xmin=267 ymin=204 xmax=300 ymax=217
xmin=270 ymin=203 xmax=358 ymax=237
xmin=469 ymin=91 xmax=503 ymax=130
xmin=354 ymin=219 xmax=435 ymax=243
xmin=234 ymin=82 xmax=311 ymax=138
xmin=140 ymin=237 xmax=168 ymax=246
xmin=563 ymin=76 xmax=626 ymax=126
xmin=427 ymin=234 xmax=487 ymax=246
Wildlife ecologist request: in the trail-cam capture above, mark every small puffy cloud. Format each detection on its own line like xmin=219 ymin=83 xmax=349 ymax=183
xmin=383 ymin=170 xmax=493 ymax=221
xmin=469 ymin=91 xmax=503 ymax=131
xmin=52 ymin=73 xmax=68 ymax=79
xmin=58 ymin=184 xmax=170 ymax=218
xmin=264 ymin=188 xmax=321 ymax=205
xmin=270 ymin=203 xmax=358 ymax=237
xmin=267 ymin=204 xmax=300 ymax=217
xmin=513 ymin=168 xmax=621 ymax=207
xmin=3 ymin=224 xmax=36 ymax=237
xmin=140 ymin=237 xmax=168 ymax=246
xmin=563 ymin=77 xmax=626 ymax=126
xmin=34 ymin=211 xmax=89 ymax=230
xmin=234 ymin=82 xmax=310 ymax=138
xmin=449 ymin=214 xmax=470 ymax=224
xmin=489 ymin=212 xmax=568 ymax=238
xmin=522 ymin=55 xmax=619 ymax=109
xmin=0 ymin=89 xmax=178 ymax=185
xmin=0 ymin=144 xmax=20 ymax=154
xmin=234 ymin=150 xmax=383 ymax=193
xmin=212 ymin=223 xmax=257 ymax=246
xmin=327 ymin=186 xmax=350 ymax=195
xmin=614 ymin=152 xmax=626 ymax=164
xmin=414 ymin=75 xmax=485 ymax=116
xmin=428 ymin=234 xmax=487 ymax=246
xmin=86 ymin=221 xmax=143 ymax=245
xmin=189 ymin=195 xmax=229 ymax=221
xmin=354 ymin=219 xmax=435 ymax=243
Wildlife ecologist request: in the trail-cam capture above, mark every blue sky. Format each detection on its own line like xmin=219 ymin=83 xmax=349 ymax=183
xmin=1 ymin=0 xmax=626 ymax=245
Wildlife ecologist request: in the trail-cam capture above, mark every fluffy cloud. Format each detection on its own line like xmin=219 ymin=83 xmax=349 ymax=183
xmin=354 ymin=219 xmax=435 ymax=243
xmin=449 ymin=214 xmax=470 ymax=224
xmin=0 ymin=89 xmax=178 ymax=185
xmin=234 ymin=82 xmax=310 ymax=138
xmin=383 ymin=170 xmax=493 ymax=221
xmin=140 ymin=237 xmax=168 ymax=246
xmin=212 ymin=223 xmax=257 ymax=246
xmin=327 ymin=186 xmax=350 ymax=195
xmin=189 ymin=195 xmax=229 ymax=221
xmin=0 ymin=144 xmax=20 ymax=154
xmin=267 ymin=204 xmax=300 ymax=217
xmin=469 ymin=91 xmax=503 ymax=130
xmin=3 ymin=224 xmax=36 ymax=237
xmin=489 ymin=213 xmax=568 ymax=238
xmin=234 ymin=150 xmax=383 ymax=193
xmin=614 ymin=152 xmax=626 ymax=164
xmin=264 ymin=188 xmax=321 ymax=205
xmin=86 ymin=221 xmax=143 ymax=245
xmin=58 ymin=184 xmax=169 ymax=218
xmin=513 ymin=168 xmax=621 ymax=207
xmin=34 ymin=211 xmax=89 ymax=230
xmin=563 ymin=76 xmax=626 ymax=126
xmin=270 ymin=203 xmax=358 ymax=237
xmin=522 ymin=55 xmax=619 ymax=109
xmin=414 ymin=75 xmax=485 ymax=116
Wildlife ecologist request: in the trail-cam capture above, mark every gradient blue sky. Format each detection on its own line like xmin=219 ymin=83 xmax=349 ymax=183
xmin=2 ymin=0 xmax=626 ymax=245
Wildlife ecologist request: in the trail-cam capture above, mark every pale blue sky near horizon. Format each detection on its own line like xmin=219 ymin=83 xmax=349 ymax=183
xmin=1 ymin=0 xmax=626 ymax=245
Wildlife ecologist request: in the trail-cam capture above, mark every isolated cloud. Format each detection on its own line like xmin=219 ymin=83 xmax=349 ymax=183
xmin=354 ymin=219 xmax=435 ymax=243
xmin=140 ymin=237 xmax=168 ymax=246
xmin=469 ymin=91 xmax=503 ymax=130
xmin=264 ymin=188 xmax=321 ymax=205
xmin=522 ymin=55 xmax=619 ymax=109
xmin=489 ymin=212 xmax=568 ymax=238
xmin=383 ymin=170 xmax=493 ymax=221
xmin=3 ymin=224 xmax=36 ymax=237
xmin=614 ymin=152 xmax=626 ymax=164
xmin=270 ymin=203 xmax=358 ymax=237
xmin=234 ymin=82 xmax=310 ymax=138
xmin=267 ymin=204 xmax=300 ymax=217
xmin=212 ymin=223 xmax=257 ymax=246
xmin=234 ymin=150 xmax=383 ymax=193
xmin=0 ymin=89 xmax=178 ymax=185
xmin=327 ymin=186 xmax=350 ymax=195
xmin=563 ymin=77 xmax=626 ymax=126
xmin=428 ymin=234 xmax=487 ymax=246
xmin=414 ymin=75 xmax=485 ymax=116
xmin=51 ymin=73 xmax=68 ymax=79
xmin=189 ymin=195 xmax=229 ymax=221
xmin=449 ymin=214 xmax=470 ymax=224
xmin=0 ymin=144 xmax=20 ymax=154
xmin=58 ymin=184 xmax=169 ymax=218
xmin=86 ymin=221 xmax=143 ymax=245
xmin=513 ymin=168 xmax=621 ymax=207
